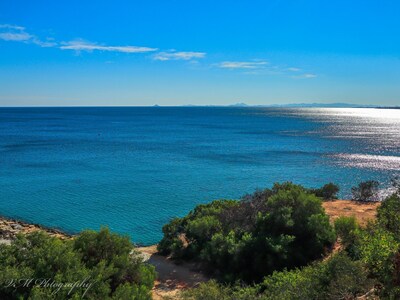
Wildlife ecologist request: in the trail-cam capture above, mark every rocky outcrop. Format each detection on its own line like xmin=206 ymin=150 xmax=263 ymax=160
xmin=0 ymin=217 xmax=72 ymax=242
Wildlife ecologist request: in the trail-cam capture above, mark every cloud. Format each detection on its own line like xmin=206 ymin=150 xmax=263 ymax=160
xmin=0 ymin=24 xmax=32 ymax=42
xmin=293 ymin=73 xmax=317 ymax=79
xmin=0 ymin=24 xmax=155 ymax=53
xmin=0 ymin=24 xmax=25 ymax=30
xmin=216 ymin=60 xmax=317 ymax=78
xmin=153 ymin=51 xmax=206 ymax=61
xmin=60 ymin=40 xmax=157 ymax=53
xmin=0 ymin=31 xmax=32 ymax=41
xmin=217 ymin=61 xmax=268 ymax=69
xmin=32 ymin=38 xmax=57 ymax=47
xmin=0 ymin=23 xmax=56 ymax=47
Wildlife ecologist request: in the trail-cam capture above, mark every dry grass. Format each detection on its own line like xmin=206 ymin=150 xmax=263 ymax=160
xmin=323 ymin=199 xmax=380 ymax=226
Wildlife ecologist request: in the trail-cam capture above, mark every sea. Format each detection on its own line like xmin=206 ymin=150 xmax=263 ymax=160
xmin=0 ymin=107 xmax=399 ymax=245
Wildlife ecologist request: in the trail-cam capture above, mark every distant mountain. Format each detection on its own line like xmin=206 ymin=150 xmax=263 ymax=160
xmin=228 ymin=102 xmax=249 ymax=107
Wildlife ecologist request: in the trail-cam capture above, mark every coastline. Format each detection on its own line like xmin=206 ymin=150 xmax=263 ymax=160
xmin=0 ymin=199 xmax=380 ymax=299
xmin=0 ymin=199 xmax=379 ymax=243
xmin=0 ymin=215 xmax=72 ymax=244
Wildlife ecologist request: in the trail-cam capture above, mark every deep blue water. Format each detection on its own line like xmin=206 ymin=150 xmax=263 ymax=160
xmin=1 ymin=107 xmax=399 ymax=245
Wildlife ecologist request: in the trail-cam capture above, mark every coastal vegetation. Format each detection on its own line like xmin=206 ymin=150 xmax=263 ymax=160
xmin=351 ymin=180 xmax=380 ymax=202
xmin=158 ymin=182 xmax=337 ymax=282
xmin=1 ymin=180 xmax=399 ymax=299
xmin=0 ymin=228 xmax=156 ymax=299
xmin=160 ymin=181 xmax=400 ymax=299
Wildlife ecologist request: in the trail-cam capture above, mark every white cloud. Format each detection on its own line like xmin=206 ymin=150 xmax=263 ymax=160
xmin=32 ymin=38 xmax=57 ymax=47
xmin=0 ymin=24 xmax=32 ymax=42
xmin=216 ymin=60 xmax=317 ymax=78
xmin=0 ymin=23 xmax=56 ymax=47
xmin=0 ymin=24 xmax=155 ymax=53
xmin=0 ymin=32 xmax=32 ymax=41
xmin=153 ymin=51 xmax=206 ymax=61
xmin=293 ymin=73 xmax=317 ymax=79
xmin=0 ymin=24 xmax=25 ymax=30
xmin=60 ymin=40 xmax=157 ymax=53
xmin=217 ymin=61 xmax=268 ymax=69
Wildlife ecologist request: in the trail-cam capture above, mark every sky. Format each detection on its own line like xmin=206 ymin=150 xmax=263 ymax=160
xmin=0 ymin=0 xmax=399 ymax=106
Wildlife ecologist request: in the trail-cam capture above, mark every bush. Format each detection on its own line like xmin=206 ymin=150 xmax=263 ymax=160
xmin=354 ymin=225 xmax=399 ymax=280
xmin=351 ymin=180 xmax=380 ymax=202
xmin=185 ymin=253 xmax=372 ymax=300
xmin=182 ymin=280 xmax=259 ymax=300
xmin=391 ymin=176 xmax=400 ymax=194
xmin=377 ymin=193 xmax=400 ymax=240
xmin=0 ymin=228 xmax=156 ymax=299
xmin=334 ymin=216 xmax=359 ymax=252
xmin=183 ymin=189 xmax=400 ymax=299
xmin=311 ymin=183 xmax=340 ymax=200
xmin=158 ymin=182 xmax=335 ymax=282
xmin=262 ymin=253 xmax=371 ymax=300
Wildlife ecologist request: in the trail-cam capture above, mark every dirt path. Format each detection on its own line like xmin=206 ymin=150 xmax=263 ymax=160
xmin=137 ymin=245 xmax=208 ymax=299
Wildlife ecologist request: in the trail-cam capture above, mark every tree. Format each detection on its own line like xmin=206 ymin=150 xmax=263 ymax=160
xmin=158 ymin=182 xmax=336 ymax=283
xmin=377 ymin=193 xmax=400 ymax=240
xmin=312 ymin=183 xmax=340 ymax=200
xmin=0 ymin=228 xmax=156 ymax=299
xmin=351 ymin=180 xmax=380 ymax=202
xmin=391 ymin=176 xmax=400 ymax=194
xmin=355 ymin=225 xmax=399 ymax=279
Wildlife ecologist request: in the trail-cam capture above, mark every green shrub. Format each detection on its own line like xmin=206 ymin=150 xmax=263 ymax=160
xmin=158 ymin=217 xmax=185 ymax=256
xmin=354 ymin=225 xmax=399 ymax=280
xmin=0 ymin=228 xmax=156 ymax=299
xmin=377 ymin=193 xmax=400 ymax=240
xmin=334 ymin=216 xmax=359 ymax=253
xmin=351 ymin=180 xmax=380 ymax=202
xmin=182 ymin=280 xmax=259 ymax=300
xmin=182 ymin=188 xmax=400 ymax=299
xmin=185 ymin=253 xmax=372 ymax=300
xmin=159 ymin=182 xmax=335 ymax=282
xmin=323 ymin=253 xmax=372 ymax=299
xmin=311 ymin=183 xmax=340 ymax=200
xmin=261 ymin=253 xmax=372 ymax=300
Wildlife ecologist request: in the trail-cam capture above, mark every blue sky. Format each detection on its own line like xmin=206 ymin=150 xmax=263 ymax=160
xmin=0 ymin=0 xmax=399 ymax=106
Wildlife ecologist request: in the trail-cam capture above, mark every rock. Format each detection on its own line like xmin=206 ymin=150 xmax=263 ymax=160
xmin=11 ymin=223 xmax=23 ymax=230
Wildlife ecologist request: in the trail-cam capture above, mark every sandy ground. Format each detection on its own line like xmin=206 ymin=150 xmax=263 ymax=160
xmin=322 ymin=199 xmax=380 ymax=226
xmin=137 ymin=245 xmax=208 ymax=299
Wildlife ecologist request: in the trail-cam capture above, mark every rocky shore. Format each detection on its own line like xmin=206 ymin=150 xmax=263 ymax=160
xmin=0 ymin=216 xmax=72 ymax=245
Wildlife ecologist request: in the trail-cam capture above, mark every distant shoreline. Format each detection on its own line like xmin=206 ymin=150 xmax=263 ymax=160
xmin=0 ymin=105 xmax=399 ymax=109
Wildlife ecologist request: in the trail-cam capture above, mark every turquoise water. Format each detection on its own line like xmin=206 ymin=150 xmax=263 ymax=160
xmin=1 ymin=107 xmax=399 ymax=245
